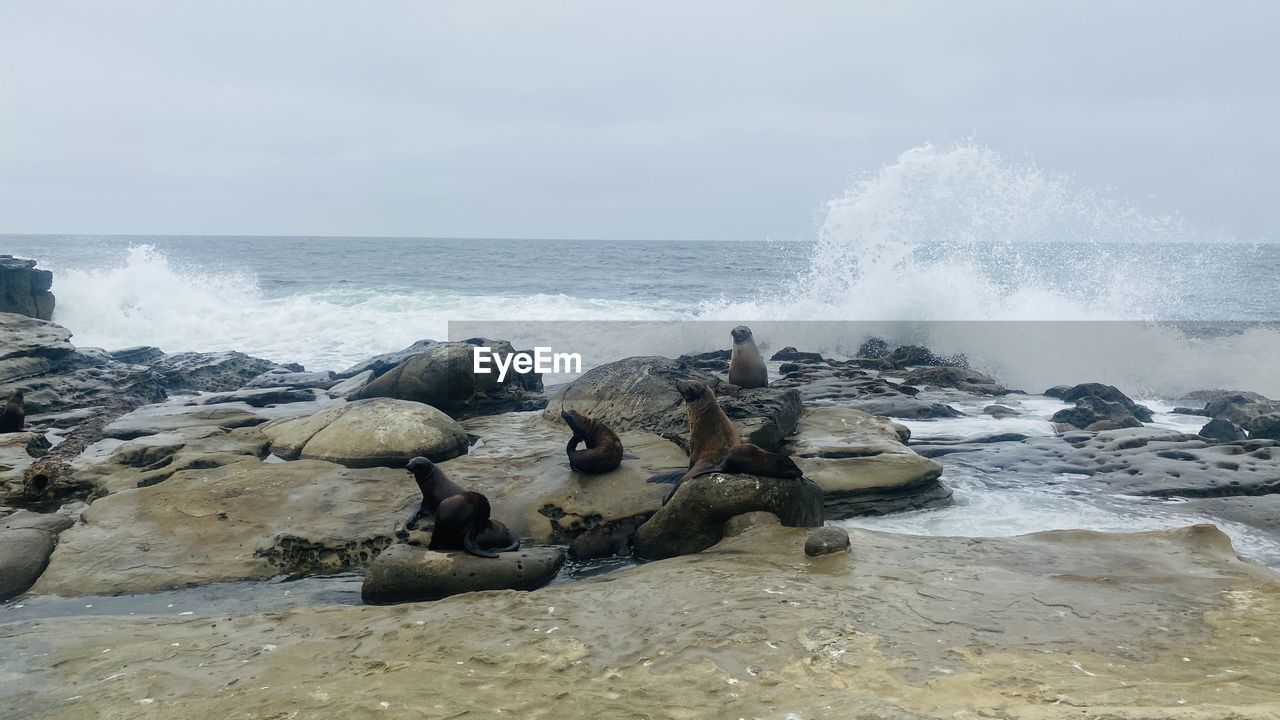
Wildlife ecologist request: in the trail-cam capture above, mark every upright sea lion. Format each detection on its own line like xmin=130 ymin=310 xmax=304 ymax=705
xmin=0 ymin=390 xmax=24 ymax=434
xmin=648 ymin=380 xmax=803 ymax=500
xmin=728 ymin=325 xmax=768 ymax=388
xmin=405 ymin=456 xmax=464 ymax=526
xmin=429 ymin=490 xmax=521 ymax=558
xmin=562 ymin=409 xmax=624 ymax=474
xmin=568 ymin=512 xmax=654 ymax=559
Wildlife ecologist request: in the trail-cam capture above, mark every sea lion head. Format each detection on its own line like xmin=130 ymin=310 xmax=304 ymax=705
xmin=405 ymin=456 xmax=435 ymax=478
xmin=730 ymin=325 xmax=753 ymax=343
xmin=561 ymin=409 xmax=590 ymax=436
xmin=7 ymin=390 xmax=23 ymax=405
xmin=676 ymin=379 xmax=709 ymax=403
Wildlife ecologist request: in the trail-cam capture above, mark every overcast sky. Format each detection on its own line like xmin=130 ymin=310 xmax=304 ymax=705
xmin=1 ymin=1 xmax=1276 ymax=241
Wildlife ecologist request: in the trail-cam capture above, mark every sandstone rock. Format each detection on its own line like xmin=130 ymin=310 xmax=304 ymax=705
xmin=769 ymin=346 xmax=824 ymax=362
xmin=192 ymin=387 xmax=317 ymax=407
xmin=243 ymin=368 xmax=337 ymax=390
xmin=73 ymin=425 xmax=269 ymax=494
xmin=263 ymin=398 xmax=469 ymax=468
xmin=983 ymin=404 xmax=1018 ymax=418
xmin=1249 ymin=413 xmax=1280 ymax=441
xmin=33 ymin=459 xmax=418 ymax=595
xmin=804 ymin=525 xmax=851 ymax=556
xmin=336 ymin=339 xmax=438 ymax=379
xmin=0 ymin=256 xmax=55 ymax=320
xmin=355 ymin=339 xmax=543 ymax=418
xmin=632 ymin=473 xmax=823 ymax=559
xmin=361 ymin=544 xmax=564 ymax=604
xmin=1051 ymin=395 xmax=1145 ymax=430
xmin=1046 ymin=382 xmax=1153 ymax=422
xmin=325 ymin=370 xmax=373 ymax=399
xmin=785 ymin=407 xmax=950 ymax=518
xmin=1199 ymin=417 xmax=1248 ymax=443
xmin=900 ymin=366 xmax=1009 ymax=395
xmin=0 ymin=527 xmax=56 ymax=599
xmin=145 ymin=351 xmax=283 ymax=392
xmin=104 ymin=403 xmax=268 ymax=440
xmin=545 ymin=356 xmax=801 ymax=451
xmin=720 ymin=511 xmax=781 ymax=537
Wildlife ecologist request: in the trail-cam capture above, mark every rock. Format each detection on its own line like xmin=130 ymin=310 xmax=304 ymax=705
xmin=192 ymin=387 xmax=317 ymax=407
xmin=325 ymin=370 xmax=373 ymax=399
xmin=1177 ymin=495 xmax=1280 ymax=534
xmin=855 ymin=336 xmax=891 ymax=358
xmin=104 ymin=403 xmax=268 ymax=440
xmin=1051 ymin=395 xmax=1145 ymax=430
xmin=355 ymin=339 xmax=543 ymax=418
xmin=0 ymin=256 xmax=55 ymax=320
xmin=108 ymin=345 xmax=166 ymax=365
xmin=632 ymin=473 xmax=823 ymax=559
xmin=1046 ymin=383 xmax=1154 ymax=422
xmin=1252 ymin=414 xmax=1280 ymax=441
xmin=804 ymin=526 xmax=851 ymax=556
xmin=0 ymin=527 xmax=56 ymax=599
xmin=845 ymin=397 xmax=962 ymax=419
xmin=0 ymin=315 xmax=167 ymax=420
xmin=145 ymin=351 xmax=283 ymax=392
xmin=6 ymin=524 xmax=1280 ymax=719
xmin=1191 ymin=389 xmax=1272 ymax=411
xmin=721 ymin=511 xmax=781 ymax=537
xmin=771 ymin=359 xmax=960 ymax=418
xmin=885 ymin=345 xmax=967 ymax=369
xmin=769 ymin=347 xmax=824 ymax=362
xmin=32 ymin=459 xmax=418 ymax=595
xmin=784 ymin=407 xmax=950 ymax=518
xmin=0 ymin=509 xmax=75 ymax=534
xmin=1171 ymin=406 xmax=1210 ymax=416
xmin=243 ymin=368 xmax=337 ymax=390
xmin=73 ymin=425 xmax=270 ymax=494
xmin=983 ymin=404 xmax=1018 ymax=419
xmin=335 ymin=339 xmax=438 ymax=379
xmin=677 ymin=349 xmax=729 ymax=373
xmin=262 ymin=398 xmax=469 ymax=468
xmin=361 ymin=544 xmax=564 ymax=604
xmin=1199 ymin=417 xmax=1248 ymax=443
xmin=545 ymin=356 xmax=801 ymax=451
xmin=900 ymin=366 xmax=1009 ymax=396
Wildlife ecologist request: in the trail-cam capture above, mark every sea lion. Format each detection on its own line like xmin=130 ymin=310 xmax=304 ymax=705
xmin=562 ymin=409 xmax=624 ymax=474
xmin=404 ymin=456 xmax=464 ymax=527
xmin=0 ymin=390 xmax=24 ymax=434
xmin=568 ymin=512 xmax=654 ymax=559
xmin=648 ymin=380 xmax=803 ymax=501
xmin=728 ymin=325 xmax=768 ymax=388
xmin=428 ymin=490 xmax=521 ymax=558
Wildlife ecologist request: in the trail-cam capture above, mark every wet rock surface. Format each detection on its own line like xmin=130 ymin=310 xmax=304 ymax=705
xmin=804 ymin=525 xmax=850 ymax=556
xmin=362 ymin=544 xmax=565 ymax=603
xmin=0 ymin=257 xmax=55 ymax=320
xmin=261 ymin=397 xmax=469 ymax=467
xmin=355 ymin=339 xmax=544 ymax=417
xmin=6 ymin=524 xmax=1279 ymax=719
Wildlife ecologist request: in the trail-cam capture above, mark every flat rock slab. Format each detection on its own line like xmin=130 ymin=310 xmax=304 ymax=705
xmin=361 ymin=544 xmax=565 ymax=603
xmin=0 ymin=527 xmax=56 ymax=599
xmin=632 ymin=472 xmax=824 ymax=559
xmin=191 ymin=387 xmax=317 ymax=407
xmin=5 ymin=524 xmax=1280 ymax=719
xmin=33 ymin=459 xmax=417 ymax=595
xmin=262 ymin=398 xmax=469 ymax=468
xmin=104 ymin=403 xmax=268 ymax=440
xmin=73 ymin=425 xmax=270 ymax=495
xmin=786 ymin=407 xmax=951 ymax=518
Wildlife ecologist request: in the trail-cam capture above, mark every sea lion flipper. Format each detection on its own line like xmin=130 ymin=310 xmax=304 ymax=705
xmin=463 ymin=526 xmax=500 ymax=559
xmin=645 ymin=470 xmax=686 ymax=485
xmin=716 ymin=444 xmax=805 ymax=479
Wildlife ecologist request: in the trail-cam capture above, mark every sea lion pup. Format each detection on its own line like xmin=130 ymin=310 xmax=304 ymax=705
xmin=404 ymin=456 xmax=465 ymax=526
xmin=647 ymin=380 xmax=803 ymax=500
xmin=562 ymin=409 xmax=624 ymax=474
xmin=0 ymin=390 xmax=24 ymax=434
xmin=568 ymin=512 xmax=654 ymax=560
xmin=429 ymin=490 xmax=521 ymax=558
xmin=727 ymin=325 xmax=768 ymax=388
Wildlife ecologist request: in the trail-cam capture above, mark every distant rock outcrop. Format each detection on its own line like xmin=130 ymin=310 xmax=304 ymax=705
xmin=0 ymin=256 xmax=55 ymax=320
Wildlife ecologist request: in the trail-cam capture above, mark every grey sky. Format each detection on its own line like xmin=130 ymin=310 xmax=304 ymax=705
xmin=1 ymin=1 xmax=1276 ymax=241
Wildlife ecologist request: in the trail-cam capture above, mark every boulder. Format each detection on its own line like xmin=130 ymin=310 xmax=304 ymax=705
xmin=32 ymin=459 xmax=419 ymax=595
xmin=804 ymin=525 xmax=851 ymax=556
xmin=336 ymin=339 xmax=438 ymax=379
xmin=1198 ymin=417 xmax=1248 ymax=443
xmin=772 ymin=360 xmax=960 ymax=419
xmin=355 ymin=339 xmax=543 ymax=418
xmin=192 ymin=387 xmax=317 ymax=407
xmin=0 ymin=527 xmax=56 ymax=599
xmin=1051 ymin=395 xmax=1144 ymax=430
xmin=1177 ymin=495 xmax=1280 ymax=534
xmin=262 ymin=398 xmax=469 ymax=468
xmin=632 ymin=473 xmax=823 ymax=559
xmin=1046 ymin=383 xmax=1153 ymax=422
xmin=1252 ymin=414 xmax=1280 ymax=441
xmin=545 ymin=356 xmax=801 ymax=451
xmin=243 ymin=368 xmax=337 ymax=391
xmin=899 ymin=366 xmax=1009 ymax=396
xmin=325 ymin=370 xmax=373 ymax=399
xmin=104 ymin=403 xmax=268 ymax=440
xmin=784 ymin=407 xmax=950 ymax=518
xmin=769 ymin=347 xmax=824 ymax=362
xmin=0 ymin=256 xmax=55 ymax=320
xmin=983 ymin=404 xmax=1018 ymax=419
xmin=145 ymin=351 xmax=283 ymax=393
xmin=361 ymin=544 xmax=564 ymax=604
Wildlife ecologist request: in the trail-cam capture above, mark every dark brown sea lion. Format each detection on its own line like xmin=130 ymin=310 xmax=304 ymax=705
xmin=728 ymin=325 xmax=768 ymax=388
xmin=562 ymin=409 xmax=624 ymax=474
xmin=648 ymin=380 xmax=804 ymax=501
xmin=429 ymin=490 xmax=521 ymax=558
xmin=405 ymin=456 xmax=464 ymax=526
xmin=568 ymin=512 xmax=654 ymax=559
xmin=0 ymin=390 xmax=24 ymax=434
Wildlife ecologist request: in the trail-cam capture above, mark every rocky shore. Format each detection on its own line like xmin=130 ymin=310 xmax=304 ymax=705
xmin=2 ymin=264 xmax=1280 ymax=717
